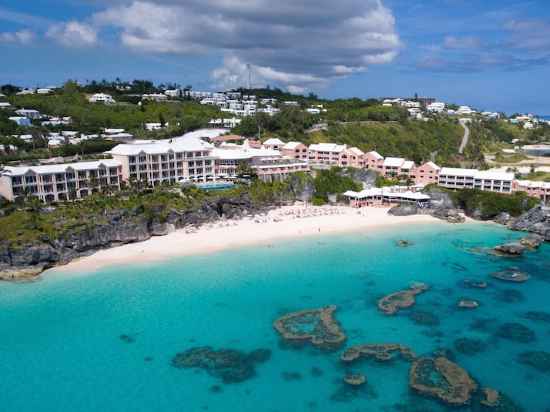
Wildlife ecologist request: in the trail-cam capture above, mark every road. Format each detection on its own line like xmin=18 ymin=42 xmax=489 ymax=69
xmin=458 ymin=119 xmax=470 ymax=154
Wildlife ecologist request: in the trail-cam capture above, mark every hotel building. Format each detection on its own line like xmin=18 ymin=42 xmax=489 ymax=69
xmin=438 ymin=168 xmax=514 ymax=193
xmin=0 ymin=160 xmax=123 ymax=202
xmin=307 ymin=143 xmax=364 ymax=168
xmin=109 ymin=138 xmax=216 ymax=184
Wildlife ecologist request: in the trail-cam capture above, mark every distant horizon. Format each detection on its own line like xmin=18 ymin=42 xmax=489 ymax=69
xmin=1 ymin=0 xmax=549 ymax=114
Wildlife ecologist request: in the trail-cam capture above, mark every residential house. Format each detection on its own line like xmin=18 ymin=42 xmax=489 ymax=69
xmin=263 ymin=138 xmax=285 ymax=151
xmin=9 ymin=117 xmax=31 ymax=127
xmin=88 ymin=93 xmax=116 ymax=104
xmin=15 ymin=109 xmax=41 ymax=120
xmin=412 ymin=161 xmax=441 ymax=185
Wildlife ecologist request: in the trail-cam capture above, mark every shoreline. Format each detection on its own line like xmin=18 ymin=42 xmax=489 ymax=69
xmin=49 ymin=206 xmax=446 ymax=275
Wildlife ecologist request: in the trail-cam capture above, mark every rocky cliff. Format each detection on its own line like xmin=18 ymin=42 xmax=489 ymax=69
xmin=0 ymin=194 xmax=261 ymax=281
xmin=509 ymin=206 xmax=550 ymax=240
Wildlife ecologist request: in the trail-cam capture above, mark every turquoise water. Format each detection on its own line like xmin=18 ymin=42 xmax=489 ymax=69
xmin=1 ymin=223 xmax=550 ymax=411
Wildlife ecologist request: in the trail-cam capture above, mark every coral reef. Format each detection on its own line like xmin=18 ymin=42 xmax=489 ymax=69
xmin=462 ymin=279 xmax=488 ymax=289
xmin=493 ymin=243 xmax=526 ymax=257
xmin=378 ymin=283 xmax=429 ymax=315
xmin=396 ymin=240 xmax=414 ymax=247
xmin=409 ymin=357 xmax=477 ymax=406
xmin=171 ymin=346 xmax=271 ymax=384
xmin=408 ymin=310 xmax=440 ymax=326
xmin=454 ymin=337 xmax=487 ymax=356
xmin=491 ymin=269 xmax=530 ymax=283
xmin=522 ymin=311 xmax=550 ymax=323
xmin=494 ymin=289 xmax=524 ymax=304
xmin=341 ymin=343 xmax=416 ymax=363
xmin=273 ymin=305 xmax=346 ymax=350
xmin=495 ymin=323 xmax=536 ymax=343
xmin=458 ymin=299 xmax=480 ymax=309
xmin=517 ymin=351 xmax=550 ymax=373
xmin=343 ymin=373 xmax=366 ymax=386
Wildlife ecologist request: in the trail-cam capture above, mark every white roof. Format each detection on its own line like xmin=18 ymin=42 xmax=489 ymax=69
xmin=181 ymin=128 xmax=228 ymax=140
xmin=383 ymin=157 xmax=405 ymax=167
xmin=212 ymin=146 xmax=280 ymax=160
xmin=282 ymin=141 xmax=305 ymax=150
xmin=366 ymin=151 xmax=383 ymax=160
xmin=421 ymin=161 xmax=441 ymax=170
xmin=263 ymin=138 xmax=284 ymax=146
xmin=440 ymin=167 xmax=514 ymax=181
xmin=440 ymin=167 xmax=477 ymax=177
xmin=2 ymin=159 xmax=121 ymax=176
xmin=401 ymin=161 xmax=415 ymax=169
xmin=309 ymin=143 xmax=346 ymax=153
xmin=109 ymin=137 xmax=213 ymax=156
xmin=348 ymin=147 xmax=365 ymax=156
xmin=516 ymin=180 xmax=550 ymax=189
xmin=344 ymin=188 xmax=430 ymax=201
xmin=474 ymin=170 xmax=514 ymax=181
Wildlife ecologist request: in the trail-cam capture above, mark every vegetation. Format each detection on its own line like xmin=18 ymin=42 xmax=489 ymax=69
xmin=450 ymin=189 xmax=538 ymax=219
xmin=307 ymin=119 xmax=463 ymax=165
xmin=312 ymin=168 xmax=362 ymax=204
xmin=522 ymin=171 xmax=550 ymax=182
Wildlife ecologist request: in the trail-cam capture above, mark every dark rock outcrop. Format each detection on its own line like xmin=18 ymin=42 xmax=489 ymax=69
xmin=510 ymin=205 xmax=550 ymax=241
xmin=0 ymin=194 xmax=261 ymax=281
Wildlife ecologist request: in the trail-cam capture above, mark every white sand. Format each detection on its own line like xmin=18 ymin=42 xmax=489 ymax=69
xmin=51 ymin=205 xmax=443 ymax=274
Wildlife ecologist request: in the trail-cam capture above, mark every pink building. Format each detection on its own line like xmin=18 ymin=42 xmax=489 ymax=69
xmin=412 ymin=161 xmax=441 ymax=185
xmin=281 ymin=141 xmax=308 ymax=160
xmin=513 ymin=180 xmax=550 ymax=202
xmin=307 ymin=143 xmax=364 ymax=168
xmin=382 ymin=157 xmax=415 ymax=178
xmin=364 ymin=151 xmax=384 ymax=171
xmin=262 ymin=138 xmax=285 ymax=151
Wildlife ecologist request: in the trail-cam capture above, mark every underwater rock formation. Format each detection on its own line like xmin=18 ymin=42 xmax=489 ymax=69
xmin=462 ymin=279 xmax=488 ymax=289
xmin=517 ymin=351 xmax=550 ymax=373
xmin=519 ymin=234 xmax=544 ymax=249
xmin=408 ymin=310 xmax=440 ymax=326
xmin=341 ymin=343 xmax=416 ymax=363
xmin=494 ymin=289 xmax=525 ymax=304
xmin=343 ymin=373 xmax=366 ymax=386
xmin=454 ymin=337 xmax=487 ymax=356
xmin=396 ymin=240 xmax=414 ymax=248
xmin=493 ymin=243 xmax=526 ymax=257
xmin=171 ymin=346 xmax=271 ymax=384
xmin=409 ymin=357 xmax=477 ymax=406
xmin=273 ymin=305 xmax=346 ymax=350
xmin=458 ymin=299 xmax=480 ymax=309
xmin=522 ymin=311 xmax=550 ymax=323
xmin=495 ymin=323 xmax=536 ymax=343
xmin=491 ymin=268 xmax=530 ymax=283
xmin=480 ymin=388 xmax=500 ymax=407
xmin=378 ymin=283 xmax=429 ymax=315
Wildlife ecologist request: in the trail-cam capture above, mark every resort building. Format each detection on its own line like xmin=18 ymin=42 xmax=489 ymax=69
xmin=109 ymin=138 xmax=216 ymax=184
xmin=262 ymin=138 xmax=285 ymax=151
xmin=251 ymin=157 xmax=310 ymax=182
xmin=412 ymin=162 xmax=441 ymax=185
xmin=344 ymin=187 xmax=431 ymax=208
xmin=382 ymin=157 xmax=415 ymax=178
xmin=0 ymin=160 xmax=123 ymax=202
xmin=307 ymin=143 xmax=364 ymax=168
xmin=514 ymin=180 xmax=550 ymax=203
xmin=281 ymin=142 xmax=308 ymax=160
xmin=438 ymin=168 xmax=513 ymax=193
xmin=364 ymin=151 xmax=384 ymax=171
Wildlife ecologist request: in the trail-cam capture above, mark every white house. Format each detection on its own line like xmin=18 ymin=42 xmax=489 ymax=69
xmin=37 ymin=88 xmax=53 ymax=94
xmin=0 ymin=102 xmax=11 ymax=109
xmin=15 ymin=109 xmax=41 ymax=120
xmin=88 ymin=93 xmax=116 ymax=104
xmin=457 ymin=106 xmax=474 ymax=115
xmin=145 ymin=123 xmax=168 ymax=131
xmin=142 ymin=94 xmax=168 ymax=102
xmin=427 ymin=102 xmax=446 ymax=113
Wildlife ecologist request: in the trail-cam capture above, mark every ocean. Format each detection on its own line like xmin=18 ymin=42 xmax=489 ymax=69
xmin=1 ymin=223 xmax=549 ymax=411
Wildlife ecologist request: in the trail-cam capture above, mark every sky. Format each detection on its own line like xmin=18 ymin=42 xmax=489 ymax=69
xmin=0 ymin=0 xmax=549 ymax=114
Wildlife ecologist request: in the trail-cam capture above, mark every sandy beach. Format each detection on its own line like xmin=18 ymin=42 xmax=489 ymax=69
xmin=52 ymin=205 xmax=443 ymax=274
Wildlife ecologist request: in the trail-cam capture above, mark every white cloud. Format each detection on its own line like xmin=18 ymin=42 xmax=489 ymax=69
xmin=46 ymin=21 xmax=97 ymax=48
xmin=0 ymin=29 xmax=35 ymax=44
xmin=92 ymin=0 xmax=401 ymax=90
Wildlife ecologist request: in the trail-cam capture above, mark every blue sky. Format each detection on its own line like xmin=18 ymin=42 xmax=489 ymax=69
xmin=1 ymin=0 xmax=549 ymax=114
